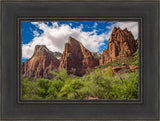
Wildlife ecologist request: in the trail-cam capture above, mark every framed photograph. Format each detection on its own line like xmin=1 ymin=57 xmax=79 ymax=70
xmin=19 ymin=18 xmax=142 ymax=103
xmin=1 ymin=0 xmax=159 ymax=120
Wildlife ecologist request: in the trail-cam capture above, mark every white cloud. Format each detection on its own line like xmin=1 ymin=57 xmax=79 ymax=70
xmin=31 ymin=22 xmax=42 ymax=25
xmin=22 ymin=22 xmax=139 ymax=59
xmin=106 ymin=22 xmax=138 ymax=40
xmin=22 ymin=22 xmax=107 ymax=59
xmin=33 ymin=30 xmax=40 ymax=37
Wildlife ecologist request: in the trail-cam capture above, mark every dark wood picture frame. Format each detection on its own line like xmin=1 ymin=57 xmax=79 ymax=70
xmin=18 ymin=17 xmax=142 ymax=104
xmin=1 ymin=0 xmax=159 ymax=120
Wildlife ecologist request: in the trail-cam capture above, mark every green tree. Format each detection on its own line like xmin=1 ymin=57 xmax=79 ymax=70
xmin=36 ymin=78 xmax=52 ymax=98
xmin=79 ymin=67 xmax=113 ymax=99
xmin=59 ymin=78 xmax=84 ymax=99
xmin=132 ymin=50 xmax=138 ymax=66
xmin=51 ymin=69 xmax=69 ymax=82
xmin=110 ymin=71 xmax=138 ymax=99
xmin=22 ymin=78 xmax=42 ymax=99
xmin=22 ymin=65 xmax=138 ymax=100
xmin=46 ymin=80 xmax=64 ymax=99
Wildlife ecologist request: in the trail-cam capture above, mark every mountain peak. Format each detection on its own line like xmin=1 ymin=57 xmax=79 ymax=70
xmin=117 ymin=26 xmax=121 ymax=30
xmin=68 ymin=36 xmax=73 ymax=40
xmin=60 ymin=37 xmax=99 ymax=76
xmin=113 ymin=26 xmax=117 ymax=29
xmin=123 ymin=27 xmax=128 ymax=31
xmin=22 ymin=45 xmax=60 ymax=79
xmin=113 ymin=26 xmax=122 ymax=32
xmin=34 ymin=45 xmax=52 ymax=57
xmin=35 ymin=44 xmax=46 ymax=49
xmin=35 ymin=45 xmax=49 ymax=51
xmin=68 ymin=36 xmax=80 ymax=45
xmin=100 ymin=26 xmax=138 ymax=65
xmin=113 ymin=26 xmax=122 ymax=31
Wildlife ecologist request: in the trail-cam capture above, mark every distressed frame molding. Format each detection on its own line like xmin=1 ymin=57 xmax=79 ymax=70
xmin=18 ymin=17 xmax=143 ymax=104
xmin=1 ymin=1 xmax=159 ymax=120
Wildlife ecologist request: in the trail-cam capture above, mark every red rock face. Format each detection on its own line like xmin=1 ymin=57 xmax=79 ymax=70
xmin=22 ymin=45 xmax=60 ymax=79
xmin=111 ymin=64 xmax=138 ymax=74
xmin=99 ymin=27 xmax=138 ymax=65
xmin=59 ymin=37 xmax=99 ymax=76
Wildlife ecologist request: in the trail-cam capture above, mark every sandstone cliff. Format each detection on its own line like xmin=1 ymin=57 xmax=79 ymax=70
xmin=99 ymin=27 xmax=138 ymax=65
xmin=59 ymin=37 xmax=99 ymax=76
xmin=22 ymin=45 xmax=60 ymax=79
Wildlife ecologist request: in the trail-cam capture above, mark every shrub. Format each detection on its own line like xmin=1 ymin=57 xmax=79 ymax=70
xmin=46 ymin=80 xmax=64 ymax=99
xmin=59 ymin=78 xmax=84 ymax=99
xmin=22 ymin=79 xmax=42 ymax=99
xmin=22 ymin=67 xmax=138 ymax=100
xmin=132 ymin=50 xmax=138 ymax=66
xmin=51 ymin=69 xmax=69 ymax=82
xmin=110 ymin=71 xmax=138 ymax=99
xmin=36 ymin=78 xmax=52 ymax=98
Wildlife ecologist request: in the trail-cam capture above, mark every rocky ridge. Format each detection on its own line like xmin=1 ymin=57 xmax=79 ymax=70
xmin=59 ymin=37 xmax=99 ymax=76
xmin=22 ymin=45 xmax=60 ymax=79
xmin=22 ymin=26 xmax=138 ymax=78
xmin=52 ymin=51 xmax=62 ymax=60
xmin=99 ymin=27 xmax=138 ymax=65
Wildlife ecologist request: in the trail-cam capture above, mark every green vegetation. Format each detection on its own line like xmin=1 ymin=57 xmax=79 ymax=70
xmin=22 ymin=51 xmax=138 ymax=100
xmin=22 ymin=68 xmax=138 ymax=100
xmin=132 ymin=50 xmax=138 ymax=66
xmin=87 ymin=56 xmax=135 ymax=75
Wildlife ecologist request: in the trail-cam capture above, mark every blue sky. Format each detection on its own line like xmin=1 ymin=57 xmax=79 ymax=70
xmin=22 ymin=21 xmax=138 ymax=62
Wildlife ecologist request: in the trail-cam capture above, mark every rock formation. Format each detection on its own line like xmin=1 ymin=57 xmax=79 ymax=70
xmin=22 ymin=45 xmax=60 ymax=79
xmin=111 ymin=63 xmax=138 ymax=74
xmin=91 ymin=52 xmax=101 ymax=59
xmin=59 ymin=37 xmax=99 ymax=76
xmin=52 ymin=51 xmax=62 ymax=60
xmin=99 ymin=27 xmax=138 ymax=65
xmin=22 ymin=27 xmax=138 ymax=78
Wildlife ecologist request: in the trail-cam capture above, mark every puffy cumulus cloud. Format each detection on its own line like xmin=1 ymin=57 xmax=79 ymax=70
xmin=22 ymin=22 xmax=107 ymax=59
xmin=22 ymin=21 xmax=139 ymax=59
xmin=106 ymin=22 xmax=138 ymax=40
